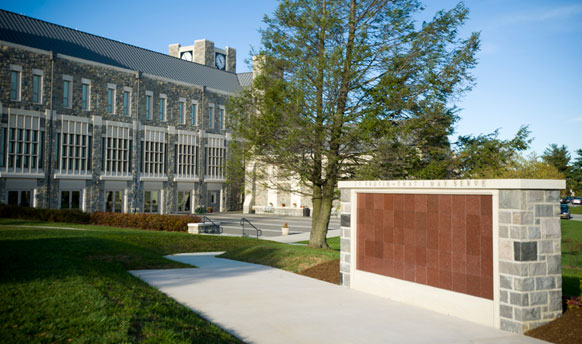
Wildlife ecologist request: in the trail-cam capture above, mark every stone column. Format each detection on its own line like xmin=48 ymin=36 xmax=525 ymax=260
xmin=340 ymin=187 xmax=352 ymax=287
xmin=498 ymin=189 xmax=562 ymax=333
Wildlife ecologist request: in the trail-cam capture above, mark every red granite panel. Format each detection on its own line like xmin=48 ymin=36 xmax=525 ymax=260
xmin=427 ymin=212 xmax=439 ymax=250
xmin=374 ymin=193 xmax=384 ymax=210
xmin=356 ymin=193 xmax=493 ymax=301
xmin=415 ymin=194 xmax=428 ymax=212
xmin=467 ymin=274 xmax=481 ymax=298
xmin=427 ymin=249 xmax=439 ymax=269
xmin=427 ymin=267 xmax=439 ymax=287
xmin=416 ymin=266 xmax=427 ymax=284
xmin=384 ymin=194 xmax=394 ymax=210
xmin=466 ymin=214 xmax=481 ymax=256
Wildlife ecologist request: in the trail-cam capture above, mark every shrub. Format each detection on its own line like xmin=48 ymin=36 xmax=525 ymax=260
xmin=0 ymin=204 xmax=90 ymax=224
xmin=89 ymin=212 xmax=201 ymax=232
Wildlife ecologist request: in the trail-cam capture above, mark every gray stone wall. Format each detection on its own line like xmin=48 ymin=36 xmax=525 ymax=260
xmin=498 ymin=190 xmax=562 ymax=333
xmin=1 ymin=43 xmax=238 ymax=212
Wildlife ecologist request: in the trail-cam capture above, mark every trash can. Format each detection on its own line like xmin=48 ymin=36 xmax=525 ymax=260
xmin=303 ymin=207 xmax=310 ymax=217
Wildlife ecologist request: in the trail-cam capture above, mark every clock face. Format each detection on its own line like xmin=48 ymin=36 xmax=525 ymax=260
xmin=215 ymin=53 xmax=226 ymax=70
xmin=181 ymin=51 xmax=192 ymax=62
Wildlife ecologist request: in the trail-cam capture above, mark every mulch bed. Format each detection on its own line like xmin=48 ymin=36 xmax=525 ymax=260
xmin=299 ymin=260 xmax=582 ymax=343
xmin=298 ymin=259 xmax=340 ymax=285
xmin=525 ymin=307 xmax=582 ymax=343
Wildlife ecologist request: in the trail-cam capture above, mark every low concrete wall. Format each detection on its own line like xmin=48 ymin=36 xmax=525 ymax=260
xmin=338 ymin=179 xmax=565 ymax=334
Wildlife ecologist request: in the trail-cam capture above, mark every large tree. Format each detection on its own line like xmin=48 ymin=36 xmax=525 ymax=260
xmin=229 ymin=0 xmax=480 ymax=248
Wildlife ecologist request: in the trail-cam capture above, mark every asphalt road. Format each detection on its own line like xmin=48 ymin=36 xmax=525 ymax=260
xmin=201 ymin=212 xmax=341 ymax=238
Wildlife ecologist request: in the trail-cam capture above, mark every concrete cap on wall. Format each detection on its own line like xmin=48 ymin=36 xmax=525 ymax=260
xmin=338 ymin=179 xmax=566 ymax=190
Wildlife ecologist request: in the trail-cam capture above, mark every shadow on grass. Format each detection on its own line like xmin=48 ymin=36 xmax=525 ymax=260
xmin=563 ymin=275 xmax=582 ymax=297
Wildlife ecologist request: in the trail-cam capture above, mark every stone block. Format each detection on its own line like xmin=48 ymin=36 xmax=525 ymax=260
xmin=342 ymin=252 xmax=351 ymax=263
xmin=340 ymin=189 xmax=351 ymax=202
xmin=341 ymin=214 xmax=351 ymax=227
xmin=529 ymin=262 xmax=546 ymax=276
xmin=499 ymin=226 xmax=509 ymax=238
xmin=510 ymin=226 xmax=528 ymax=240
xmin=527 ymin=226 xmax=541 ymax=239
xmin=514 ymin=277 xmax=535 ymax=292
xmin=541 ymin=218 xmax=560 ymax=239
xmin=514 ymin=242 xmax=537 ymax=261
xmin=539 ymin=240 xmax=554 ymax=254
xmin=500 ymin=305 xmax=513 ymax=319
xmin=499 ymin=211 xmax=512 ymax=225
xmin=529 ymin=291 xmax=548 ymax=306
xmin=501 ymin=290 xmax=508 ymax=303
xmin=340 ymin=262 xmax=351 ymax=273
xmin=340 ymin=272 xmax=350 ymax=287
xmin=499 ymin=240 xmax=513 ymax=260
xmin=549 ymin=291 xmax=562 ymax=311
xmin=535 ymin=204 xmax=554 ymax=217
xmin=547 ymin=255 xmax=561 ymax=275
xmin=510 ymin=292 xmax=529 ymax=306
xmin=514 ymin=307 xmax=541 ymax=321
xmin=500 ymin=275 xmax=513 ymax=289
xmin=500 ymin=190 xmax=524 ymax=210
xmin=536 ymin=277 xmax=555 ymax=290
xmin=500 ymin=261 xmax=528 ymax=276
xmin=556 ymin=276 xmax=562 ymax=289
xmin=341 ymin=202 xmax=351 ymax=214
xmin=545 ymin=190 xmax=560 ymax=203
xmin=513 ymin=211 xmax=533 ymax=225
xmin=342 ymin=227 xmax=351 ymax=238
xmin=341 ymin=238 xmax=351 ymax=253
xmin=526 ymin=191 xmax=544 ymax=203
xmin=500 ymin=319 xmax=522 ymax=333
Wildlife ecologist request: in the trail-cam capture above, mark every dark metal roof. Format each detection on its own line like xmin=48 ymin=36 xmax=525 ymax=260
xmin=237 ymin=72 xmax=253 ymax=87
xmin=0 ymin=9 xmax=241 ymax=93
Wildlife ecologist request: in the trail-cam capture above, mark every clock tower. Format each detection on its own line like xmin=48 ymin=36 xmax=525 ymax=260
xmin=168 ymin=39 xmax=236 ymax=73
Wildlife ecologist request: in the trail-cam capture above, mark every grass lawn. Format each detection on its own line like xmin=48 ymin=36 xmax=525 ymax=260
xmin=294 ymin=236 xmax=341 ymax=251
xmin=562 ymin=219 xmax=582 ymax=297
xmin=0 ymin=218 xmax=337 ymax=343
xmin=569 ymin=205 xmax=582 ymax=215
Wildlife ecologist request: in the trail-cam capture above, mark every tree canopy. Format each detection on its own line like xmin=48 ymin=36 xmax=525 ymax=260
xmin=229 ymin=0 xmax=480 ymax=248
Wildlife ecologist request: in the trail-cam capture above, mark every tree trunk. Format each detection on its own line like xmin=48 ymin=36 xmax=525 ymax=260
xmin=309 ymin=184 xmax=333 ymax=249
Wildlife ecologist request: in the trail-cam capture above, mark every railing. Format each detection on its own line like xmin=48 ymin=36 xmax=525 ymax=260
xmin=200 ymin=216 xmax=223 ymax=234
xmin=240 ymin=218 xmax=262 ymax=238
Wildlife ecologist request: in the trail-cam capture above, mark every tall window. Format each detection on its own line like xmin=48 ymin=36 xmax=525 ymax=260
xmin=144 ymin=191 xmax=160 ymax=213
xmin=179 ymin=100 xmax=185 ymax=124
xmin=218 ymin=107 xmax=225 ymax=129
xmin=159 ymin=94 xmax=167 ymax=121
xmin=8 ymin=190 xmax=31 ymax=207
xmin=102 ymin=124 xmax=132 ymax=176
xmin=105 ymin=191 xmax=123 ymax=212
xmin=205 ymin=136 xmax=225 ymax=180
xmin=208 ymin=104 xmax=214 ymax=129
xmin=175 ymin=131 xmax=198 ymax=179
xmin=3 ymin=113 xmax=44 ymax=174
xmin=9 ymin=65 xmax=21 ymax=101
xmin=32 ymin=71 xmax=43 ymax=104
xmin=60 ymin=190 xmax=80 ymax=209
xmin=107 ymin=84 xmax=116 ymax=114
xmin=141 ymin=127 xmax=166 ymax=177
xmin=57 ymin=119 xmax=91 ymax=175
xmin=145 ymin=92 xmax=153 ymax=120
xmin=63 ymin=75 xmax=72 ymax=108
xmin=81 ymin=79 xmax=91 ymax=110
xmin=191 ymin=101 xmax=198 ymax=125
xmin=177 ymin=191 xmax=191 ymax=212
xmin=123 ymin=90 xmax=131 ymax=116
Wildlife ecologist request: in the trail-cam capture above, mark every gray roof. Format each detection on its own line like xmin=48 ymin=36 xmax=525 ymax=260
xmin=237 ymin=72 xmax=253 ymax=87
xmin=0 ymin=9 xmax=242 ymax=94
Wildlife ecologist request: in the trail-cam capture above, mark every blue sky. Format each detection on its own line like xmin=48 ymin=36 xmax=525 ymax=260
xmin=2 ymin=0 xmax=581 ymax=157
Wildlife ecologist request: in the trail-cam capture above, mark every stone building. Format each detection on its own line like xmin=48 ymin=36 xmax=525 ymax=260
xmin=0 ymin=9 xmax=246 ymax=214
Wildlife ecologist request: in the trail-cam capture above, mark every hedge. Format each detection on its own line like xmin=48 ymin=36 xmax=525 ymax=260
xmin=0 ymin=204 xmax=91 ymax=224
xmin=0 ymin=204 xmax=201 ymax=232
xmin=90 ymin=212 xmax=200 ymax=232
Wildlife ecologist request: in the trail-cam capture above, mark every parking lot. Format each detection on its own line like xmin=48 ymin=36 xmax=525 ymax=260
xmin=201 ymin=212 xmax=341 ymax=238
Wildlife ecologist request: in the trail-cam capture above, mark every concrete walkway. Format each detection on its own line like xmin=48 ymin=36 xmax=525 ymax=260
xmin=131 ymin=253 xmax=545 ymax=344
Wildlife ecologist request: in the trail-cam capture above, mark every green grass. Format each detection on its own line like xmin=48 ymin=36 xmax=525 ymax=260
xmin=569 ymin=206 xmax=582 ymax=215
xmin=295 ymin=236 xmax=341 ymax=251
xmin=0 ymin=218 xmax=338 ymax=343
xmin=562 ymin=219 xmax=582 ymax=296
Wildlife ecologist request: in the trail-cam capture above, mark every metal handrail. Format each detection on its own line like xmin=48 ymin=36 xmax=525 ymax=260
xmin=201 ymin=216 xmax=223 ymax=234
xmin=240 ymin=218 xmax=262 ymax=238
